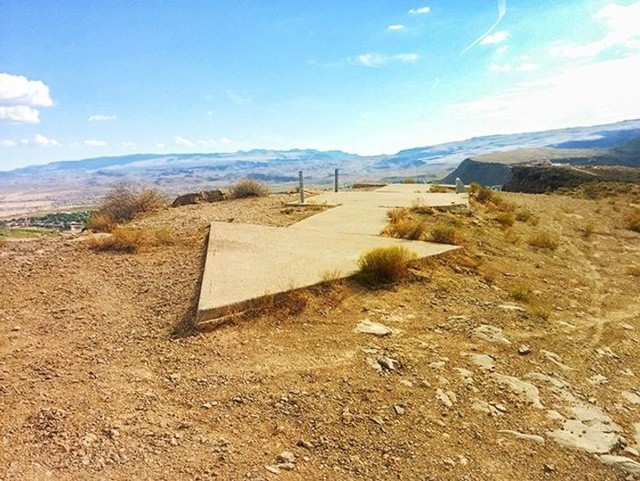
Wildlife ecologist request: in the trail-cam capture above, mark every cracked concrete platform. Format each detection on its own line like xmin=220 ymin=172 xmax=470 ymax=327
xmin=196 ymin=186 xmax=467 ymax=329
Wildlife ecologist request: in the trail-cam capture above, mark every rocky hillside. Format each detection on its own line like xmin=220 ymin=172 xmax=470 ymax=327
xmin=441 ymin=159 xmax=513 ymax=186
xmin=503 ymin=165 xmax=640 ymax=193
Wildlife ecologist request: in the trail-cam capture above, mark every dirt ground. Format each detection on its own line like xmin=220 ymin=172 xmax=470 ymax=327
xmin=1 ymin=189 xmax=640 ymax=480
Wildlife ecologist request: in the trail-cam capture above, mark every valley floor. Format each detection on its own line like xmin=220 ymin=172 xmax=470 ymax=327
xmin=1 ymin=189 xmax=640 ymax=480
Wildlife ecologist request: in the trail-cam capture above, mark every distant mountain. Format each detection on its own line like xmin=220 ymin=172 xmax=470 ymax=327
xmin=2 ymin=118 xmax=640 ymax=217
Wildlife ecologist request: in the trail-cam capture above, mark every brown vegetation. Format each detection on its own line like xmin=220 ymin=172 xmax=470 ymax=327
xmin=357 ymin=245 xmax=417 ymax=286
xmin=231 ymin=179 xmax=270 ymax=198
xmin=88 ymin=185 xmax=168 ymax=232
xmin=86 ymin=226 xmax=174 ymax=253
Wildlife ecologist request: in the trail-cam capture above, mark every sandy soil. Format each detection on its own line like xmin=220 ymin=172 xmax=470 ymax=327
xmin=1 ymin=190 xmax=640 ymax=480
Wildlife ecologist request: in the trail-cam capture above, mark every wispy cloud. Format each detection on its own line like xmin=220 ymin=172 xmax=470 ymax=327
xmin=480 ymin=30 xmax=509 ymax=45
xmin=0 ymin=139 xmax=17 ymax=147
xmin=33 ymin=134 xmax=60 ymax=147
xmin=461 ymin=0 xmax=507 ymax=54
xmin=489 ymin=64 xmax=512 ymax=72
xmin=409 ymin=7 xmax=431 ymax=15
xmin=226 ymin=89 xmax=252 ymax=106
xmin=550 ymin=2 xmax=640 ymax=59
xmin=121 ymin=141 xmax=136 ymax=147
xmin=516 ymin=63 xmax=538 ymax=72
xmin=355 ymin=53 xmax=419 ymax=67
xmin=388 ymin=24 xmax=405 ymax=31
xmin=84 ymin=139 xmax=106 ymax=147
xmin=0 ymin=73 xmax=53 ymax=124
xmin=174 ymin=135 xmax=194 ymax=147
xmin=87 ymin=114 xmax=116 ymax=122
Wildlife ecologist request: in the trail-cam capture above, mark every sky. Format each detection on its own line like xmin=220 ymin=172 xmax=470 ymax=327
xmin=1 ymin=0 xmax=640 ymax=171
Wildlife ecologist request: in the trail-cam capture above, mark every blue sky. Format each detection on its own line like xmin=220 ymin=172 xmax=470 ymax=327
xmin=1 ymin=0 xmax=640 ymax=170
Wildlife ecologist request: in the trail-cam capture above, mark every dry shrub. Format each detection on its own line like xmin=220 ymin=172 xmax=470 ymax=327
xmin=509 ymin=285 xmax=533 ymax=302
xmin=0 ymin=236 xmax=6 ymax=248
xmin=474 ymin=185 xmax=494 ymax=204
xmin=479 ymin=263 xmax=498 ymax=284
xmin=87 ymin=227 xmax=174 ymax=253
xmin=357 ymin=246 xmax=417 ymax=286
xmin=429 ymin=183 xmax=449 ymax=193
xmin=429 ymin=224 xmax=462 ymax=245
xmin=389 ymin=218 xmax=428 ymax=240
xmin=320 ymin=268 xmax=343 ymax=282
xmin=387 ymin=207 xmax=410 ymax=224
xmin=96 ymin=185 xmax=167 ymax=225
xmin=580 ymin=222 xmax=595 ymax=240
xmin=526 ymin=231 xmax=559 ymax=250
xmin=515 ymin=208 xmax=533 ymax=222
xmin=625 ymin=210 xmax=640 ymax=233
xmin=410 ymin=200 xmax=435 ymax=215
xmin=468 ymin=182 xmax=482 ymax=195
xmin=232 ymin=179 xmax=269 ymax=198
xmin=86 ymin=212 xmax=116 ymax=233
xmin=529 ymin=303 xmax=551 ymax=321
xmin=403 ymin=178 xmax=417 ymax=184
xmin=626 ymin=265 xmax=640 ymax=277
xmin=495 ymin=212 xmax=515 ymax=228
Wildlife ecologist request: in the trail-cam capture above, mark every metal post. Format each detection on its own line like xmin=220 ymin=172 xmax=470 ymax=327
xmin=298 ymin=170 xmax=305 ymax=203
xmin=334 ymin=168 xmax=339 ymax=192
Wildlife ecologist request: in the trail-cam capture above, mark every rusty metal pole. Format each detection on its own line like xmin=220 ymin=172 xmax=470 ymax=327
xmin=334 ymin=168 xmax=339 ymax=192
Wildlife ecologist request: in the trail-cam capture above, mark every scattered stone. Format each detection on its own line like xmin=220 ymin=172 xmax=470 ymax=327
xmin=492 ymin=403 xmax=508 ymax=413
xmin=399 ymin=379 xmax=414 ymax=388
xmin=491 ymin=373 xmax=544 ymax=409
xmin=276 ymin=463 xmax=295 ymax=471
xmin=297 ymin=439 xmax=313 ymax=450
xmin=498 ymin=430 xmax=545 ymax=444
xmin=596 ymin=347 xmax=619 ymax=359
xmin=549 ymin=418 xmax=620 ymax=454
xmin=436 ymin=389 xmax=454 ymax=408
xmin=355 ymin=319 xmax=393 ymax=336
xmin=429 ymin=361 xmax=446 ymax=370
xmin=599 ymin=455 xmax=640 ymax=474
xmin=202 ymin=402 xmax=213 ymax=409
xmin=588 ymin=374 xmax=608 ymax=385
xmin=265 ymin=465 xmax=281 ymax=474
xmin=10 ymin=326 xmax=21 ymax=332
xmin=467 ymin=353 xmax=496 ymax=371
xmin=635 ymin=422 xmax=640 ymax=446
xmin=498 ymin=304 xmax=525 ymax=312
xmin=377 ymin=357 xmax=398 ymax=372
xmin=621 ymin=391 xmax=640 ymax=405
xmin=371 ymin=416 xmax=385 ymax=426
xmin=543 ymin=464 xmax=556 ymax=473
xmin=473 ymin=324 xmax=511 ymax=345
xmin=394 ymin=405 xmax=405 ymax=415
xmin=541 ymin=350 xmax=574 ymax=371
xmin=518 ymin=345 xmax=531 ymax=355
xmin=472 ymin=399 xmax=503 ymax=416
xmin=624 ymin=447 xmax=639 ymax=457
xmin=276 ymin=452 xmax=296 ymax=464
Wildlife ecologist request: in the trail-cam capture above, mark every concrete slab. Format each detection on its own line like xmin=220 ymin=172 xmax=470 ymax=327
xmin=196 ymin=185 xmax=469 ymax=329
xmin=196 ymin=222 xmax=456 ymax=328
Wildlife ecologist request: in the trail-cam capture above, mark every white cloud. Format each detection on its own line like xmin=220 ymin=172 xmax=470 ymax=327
xmin=480 ymin=30 xmax=510 ymax=45
xmin=0 ymin=73 xmax=53 ymax=124
xmin=496 ymin=46 xmax=509 ymax=55
xmin=448 ymin=53 xmax=640 ymax=138
xmin=33 ymin=134 xmax=60 ymax=147
xmin=355 ymin=53 xmax=419 ymax=67
xmin=551 ymin=2 xmax=640 ymax=58
xmin=121 ymin=141 xmax=136 ymax=147
xmin=409 ymin=6 xmax=431 ymax=15
xmin=395 ymin=53 xmax=420 ymax=62
xmin=84 ymin=139 xmax=106 ymax=147
xmin=218 ymin=137 xmax=232 ymax=145
xmin=0 ymin=105 xmax=40 ymax=123
xmin=388 ymin=24 xmax=405 ymax=31
xmin=195 ymin=137 xmax=233 ymax=147
xmin=156 ymin=143 xmax=165 ymax=149
xmin=87 ymin=114 xmax=116 ymax=122
xmin=207 ymin=110 xmax=214 ymax=116
xmin=174 ymin=135 xmax=194 ymax=147
xmin=0 ymin=139 xmax=17 ymax=147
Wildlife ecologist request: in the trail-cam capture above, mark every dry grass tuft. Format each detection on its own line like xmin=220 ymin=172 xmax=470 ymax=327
xmin=387 ymin=207 xmax=410 ymax=224
xmin=320 ymin=268 xmax=344 ymax=282
xmin=625 ymin=209 xmax=640 ymax=233
xmin=86 ymin=212 xmax=117 ymax=233
xmin=96 ymin=185 xmax=167 ymax=225
xmin=526 ymin=231 xmax=559 ymax=251
xmin=494 ymin=212 xmax=515 ymax=228
xmin=357 ymin=246 xmax=418 ymax=287
xmin=403 ymin=178 xmax=417 ymax=184
xmin=429 ymin=224 xmax=462 ymax=245
xmin=86 ymin=226 xmax=175 ymax=253
xmin=429 ymin=183 xmax=449 ymax=193
xmin=515 ymin=208 xmax=533 ymax=222
xmin=509 ymin=285 xmax=533 ymax=302
xmin=232 ymin=179 xmax=270 ymax=198
xmin=410 ymin=200 xmax=435 ymax=215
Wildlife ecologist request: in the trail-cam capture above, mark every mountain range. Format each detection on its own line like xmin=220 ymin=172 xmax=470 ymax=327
xmin=1 ymin=118 xmax=639 ymax=217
